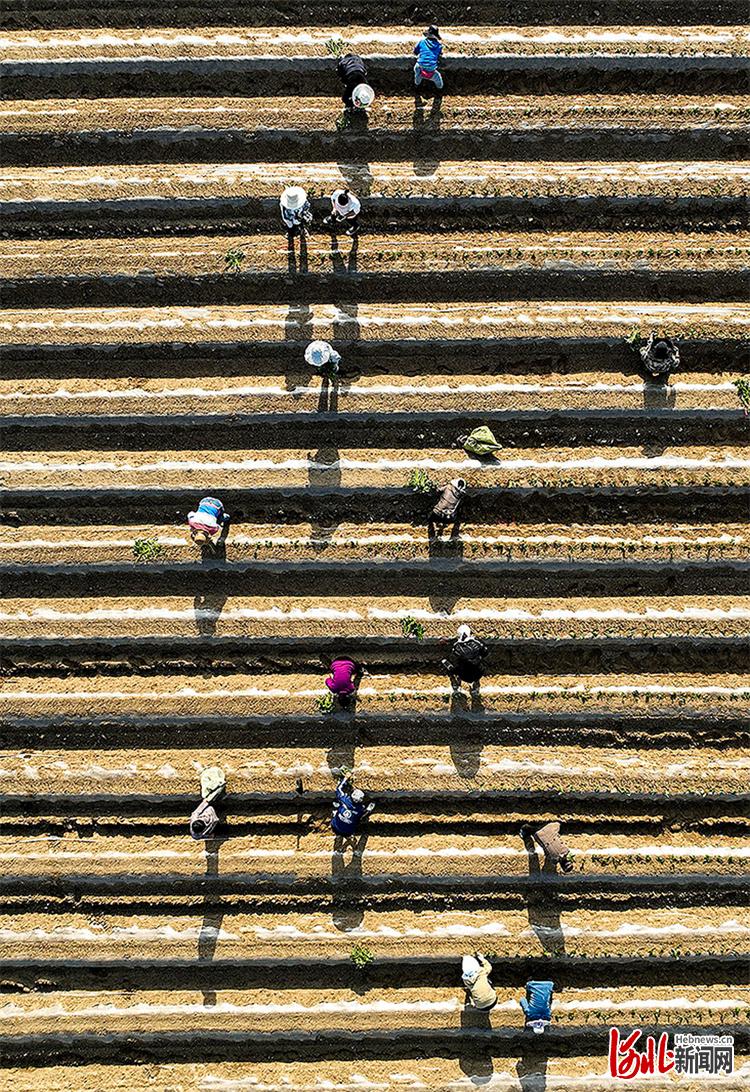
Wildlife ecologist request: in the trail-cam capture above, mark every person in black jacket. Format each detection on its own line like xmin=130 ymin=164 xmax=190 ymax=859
xmin=441 ymin=624 xmax=489 ymax=693
xmin=337 ymin=53 xmax=374 ymax=108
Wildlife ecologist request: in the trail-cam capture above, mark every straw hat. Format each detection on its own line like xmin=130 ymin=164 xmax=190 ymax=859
xmin=280 ymin=186 xmax=307 ymax=210
xmin=352 ymin=83 xmax=375 ymax=108
xmin=304 ymin=340 xmax=332 ymax=367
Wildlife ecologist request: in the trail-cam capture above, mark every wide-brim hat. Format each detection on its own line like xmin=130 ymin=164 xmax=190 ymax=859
xmin=280 ymin=185 xmax=307 ymax=210
xmin=304 ymin=340 xmax=332 ymax=366
xmin=352 ymin=82 xmax=375 ymax=107
xmin=426 ymin=24 xmax=441 ymax=38
xmin=461 ymin=955 xmax=481 ymax=983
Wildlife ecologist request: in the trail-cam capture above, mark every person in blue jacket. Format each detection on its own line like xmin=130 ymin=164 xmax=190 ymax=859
xmin=331 ymin=773 xmax=375 ymax=837
xmin=413 ymin=25 xmax=444 ymax=91
xmin=520 ymin=980 xmax=555 ymax=1033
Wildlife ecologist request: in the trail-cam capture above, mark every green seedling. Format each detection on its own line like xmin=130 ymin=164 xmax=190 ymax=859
xmin=325 ymin=37 xmax=346 ymax=57
xmin=733 ymin=377 xmax=750 ymax=414
xmin=625 ymin=326 xmax=642 ymax=347
xmin=400 ymin=615 xmax=425 ymax=641
xmin=132 ymin=538 xmax=165 ymax=563
xmin=315 ymin=692 xmax=335 ymax=714
xmin=408 ymin=468 xmax=437 ymax=494
xmin=224 ymin=247 xmax=246 ymax=274
xmin=349 ymin=942 xmax=375 ymax=968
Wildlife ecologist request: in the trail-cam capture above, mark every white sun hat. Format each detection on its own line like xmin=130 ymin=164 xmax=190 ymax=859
xmin=280 ymin=186 xmax=307 ymax=210
xmin=461 ymin=955 xmax=481 ymax=984
xmin=352 ymin=83 xmax=375 ymax=108
xmin=351 ymin=788 xmax=365 ymax=803
xmin=530 ymin=1020 xmax=547 ymax=1035
xmin=304 ymin=340 xmax=332 ymax=367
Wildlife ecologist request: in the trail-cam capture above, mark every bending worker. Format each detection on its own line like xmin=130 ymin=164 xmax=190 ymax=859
xmin=520 ymin=980 xmax=555 ymax=1033
xmin=332 ymin=771 xmax=375 ymax=837
xmin=442 ymin=623 xmax=489 ymax=692
xmin=337 ymin=52 xmax=375 ymax=109
xmin=462 ymin=952 xmax=498 ymax=1010
xmin=187 ymin=496 xmax=229 ymax=548
xmin=324 ymin=187 xmax=361 ymax=236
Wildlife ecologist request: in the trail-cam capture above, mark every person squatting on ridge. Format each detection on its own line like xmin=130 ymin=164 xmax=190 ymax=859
xmin=336 ymin=52 xmax=375 ymax=109
xmin=442 ymin=623 xmax=489 ymax=693
xmin=280 ymin=186 xmax=313 ymax=238
xmin=324 ymin=188 xmax=361 ymax=237
xmin=640 ymin=333 xmax=680 ymax=379
xmin=521 ymin=820 xmax=574 ymax=874
xmin=189 ymin=766 xmax=226 ymax=840
xmin=462 ymin=953 xmax=498 ymax=1010
xmin=325 ymin=656 xmax=362 ymax=708
xmin=413 ymin=25 xmax=444 ymax=92
xmin=520 ymin=979 xmax=555 ymax=1033
xmin=305 ymin=339 xmax=341 ymax=376
xmin=187 ymin=496 xmax=229 ymax=548
xmin=428 ymin=477 xmax=467 ymax=539
xmin=332 ymin=771 xmax=375 ymax=837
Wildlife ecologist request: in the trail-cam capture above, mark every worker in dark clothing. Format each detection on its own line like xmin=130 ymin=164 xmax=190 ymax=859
xmin=337 ymin=53 xmax=375 ymax=109
xmin=441 ymin=624 xmax=489 ymax=692
xmin=332 ymin=772 xmax=375 ymax=836
xmin=521 ymin=820 xmax=575 ymax=873
xmin=640 ymin=333 xmax=680 ymax=379
xmin=427 ymin=477 xmax=466 ymax=539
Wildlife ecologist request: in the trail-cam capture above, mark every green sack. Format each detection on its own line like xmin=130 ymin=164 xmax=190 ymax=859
xmin=462 ymin=426 xmax=502 ymax=456
xmin=200 ymin=765 xmax=226 ymax=802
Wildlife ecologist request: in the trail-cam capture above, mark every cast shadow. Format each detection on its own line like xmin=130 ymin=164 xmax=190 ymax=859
xmin=412 ymin=92 xmax=443 ymax=178
xmin=458 ymin=1003 xmax=495 ymax=1084
xmin=335 ymin=158 xmax=374 ymax=199
xmin=331 ymin=827 xmax=369 ymax=933
xmin=283 ymin=233 xmax=313 ymax=393
xmin=523 ymin=830 xmax=566 ymax=956
xmin=516 ymin=1048 xmax=549 ymax=1092
xmin=197 ymin=832 xmax=230 ymax=1007
xmin=641 ymin=376 xmax=677 ymax=457
xmin=449 ymin=687 xmax=484 ymax=779
xmin=194 ymin=521 xmax=229 ymax=637
xmin=308 ymin=445 xmax=341 ymax=550
xmin=428 ymin=530 xmax=464 ymax=615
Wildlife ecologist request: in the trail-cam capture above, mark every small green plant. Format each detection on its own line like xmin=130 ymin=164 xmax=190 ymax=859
xmin=224 ymin=247 xmax=245 ymax=274
xmin=132 ymin=538 xmax=165 ymax=562
xmin=625 ymin=326 xmax=642 ymax=347
xmin=349 ymin=942 xmax=375 ymax=968
xmin=315 ymin=692 xmax=335 ymax=714
xmin=733 ymin=377 xmax=750 ymax=414
xmin=325 ymin=37 xmax=346 ymax=57
xmin=408 ymin=468 xmax=437 ymax=494
xmin=400 ymin=615 xmax=425 ymax=641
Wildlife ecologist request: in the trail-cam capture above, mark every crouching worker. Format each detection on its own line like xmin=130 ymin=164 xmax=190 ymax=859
xmin=413 ymin=25 xmax=444 ymax=92
xmin=187 ymin=496 xmax=229 ymax=548
xmin=189 ymin=766 xmax=226 ymax=840
xmin=337 ymin=52 xmax=375 ymax=110
xmin=332 ymin=771 xmax=375 ymax=837
xmin=305 ymin=339 xmax=341 ymax=375
xmin=520 ymin=980 xmax=555 ymax=1034
xmin=325 ymin=656 xmax=362 ymax=708
xmin=323 ymin=187 xmax=362 ymax=237
xmin=521 ymin=820 xmax=574 ymax=874
xmin=442 ymin=623 xmax=488 ymax=692
xmin=280 ymin=186 xmax=312 ymax=239
xmin=462 ymin=953 xmax=498 ymax=1010
xmin=428 ymin=478 xmax=467 ymax=539
xmin=640 ymin=333 xmax=680 ymax=379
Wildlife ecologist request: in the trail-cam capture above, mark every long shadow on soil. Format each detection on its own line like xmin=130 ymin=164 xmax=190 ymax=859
xmin=523 ymin=831 xmax=566 ymax=956
xmin=459 ymin=1004 xmax=495 ymax=1085
xmin=413 ymin=91 xmax=443 ymax=178
xmin=283 ymin=233 xmax=313 ymax=393
xmin=198 ymin=832 xmax=230 ymax=1008
xmin=428 ymin=521 xmax=465 ymax=615
xmin=331 ymin=827 xmax=369 ymax=934
xmin=517 ymin=1048 xmax=549 ymax=1092
xmin=335 ymin=109 xmax=374 ymax=198
xmin=449 ymin=686 xmax=484 ymax=779
xmin=641 ymin=377 xmax=676 ymax=456
xmin=194 ymin=523 xmax=230 ymax=637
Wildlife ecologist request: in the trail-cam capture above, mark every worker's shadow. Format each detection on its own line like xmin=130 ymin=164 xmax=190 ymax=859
xmin=449 ymin=686 xmax=484 ymax=778
xmin=412 ymin=92 xmax=442 ymax=178
xmin=516 ymin=1047 xmax=549 ymax=1091
xmin=458 ymin=1004 xmax=494 ymax=1084
xmin=197 ymin=832 xmax=230 ymax=1007
xmin=641 ymin=377 xmax=676 ymax=457
xmin=308 ymin=445 xmax=341 ymax=550
xmin=523 ymin=829 xmax=566 ymax=956
xmin=283 ymin=233 xmax=313 ymax=393
xmin=331 ymin=827 xmax=369 ymax=933
xmin=336 ymin=117 xmax=374 ymax=197
xmin=428 ymin=527 xmax=464 ymax=616
xmin=194 ymin=521 xmax=230 ymax=638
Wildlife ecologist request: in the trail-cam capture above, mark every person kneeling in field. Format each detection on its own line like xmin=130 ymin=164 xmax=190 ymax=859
xmin=462 ymin=953 xmax=498 ymax=1010
xmin=323 ymin=187 xmax=362 ymax=237
xmin=331 ymin=770 xmax=375 ymax=837
xmin=187 ymin=496 xmax=229 ymax=549
xmin=428 ymin=478 xmax=467 ymax=539
xmin=521 ymin=820 xmax=574 ymax=873
xmin=441 ymin=623 xmax=489 ymax=693
xmin=413 ymin=25 xmax=444 ymax=93
xmin=520 ymin=979 xmax=555 ymax=1033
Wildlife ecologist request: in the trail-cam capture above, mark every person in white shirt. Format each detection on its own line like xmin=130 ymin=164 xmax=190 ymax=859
xmin=280 ymin=186 xmax=312 ymax=238
xmin=323 ymin=188 xmax=361 ymax=236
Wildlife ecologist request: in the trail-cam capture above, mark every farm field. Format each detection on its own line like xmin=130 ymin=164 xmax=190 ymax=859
xmin=0 ymin=1 xmax=748 ymax=1090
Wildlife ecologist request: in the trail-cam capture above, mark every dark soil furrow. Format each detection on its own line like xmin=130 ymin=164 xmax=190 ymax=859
xmin=4 ymin=56 xmax=747 ymax=100
xmin=3 ymin=267 xmax=746 ymax=309
xmin=1 ymin=955 xmax=745 ymax=994
xmin=1 ymin=1 xmax=745 ymax=30
xmin=3 ymin=126 xmax=746 ymax=167
xmin=2 ymin=711 xmax=745 ymax=752
xmin=2 ymin=636 xmax=746 ymax=680
xmin=2 ymin=196 xmax=745 ymax=240
xmin=3 ymin=558 xmax=746 ymax=600
xmin=3 ymin=485 xmax=745 ymax=526
xmin=2 ymin=338 xmax=744 ymax=380
xmin=3 ymin=409 xmax=747 ymax=451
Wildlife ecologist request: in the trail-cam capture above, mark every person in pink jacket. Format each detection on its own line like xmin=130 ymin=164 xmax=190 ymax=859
xmin=325 ymin=657 xmax=362 ymax=708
